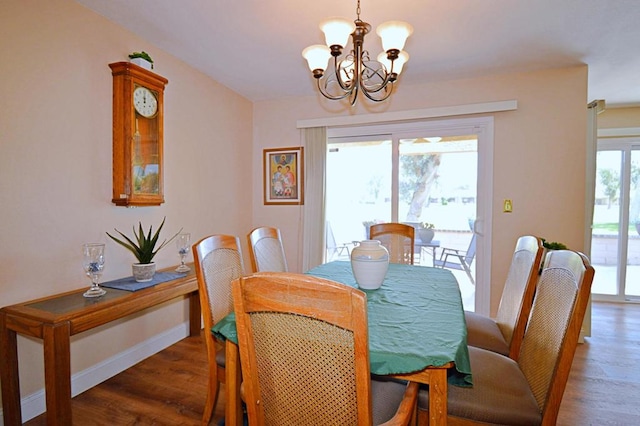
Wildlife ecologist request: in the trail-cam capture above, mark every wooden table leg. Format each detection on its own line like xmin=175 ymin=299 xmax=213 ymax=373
xmin=0 ymin=312 xmax=22 ymax=426
xmin=429 ymin=368 xmax=448 ymax=426
xmin=225 ymin=340 xmax=242 ymax=426
xmin=43 ymin=322 xmax=72 ymax=426
xmin=393 ymin=364 xmax=451 ymax=426
xmin=188 ymin=291 xmax=201 ymax=337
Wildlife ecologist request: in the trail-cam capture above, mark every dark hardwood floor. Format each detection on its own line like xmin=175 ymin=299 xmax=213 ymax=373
xmin=25 ymin=302 xmax=640 ymax=425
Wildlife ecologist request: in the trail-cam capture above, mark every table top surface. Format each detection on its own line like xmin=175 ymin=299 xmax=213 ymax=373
xmin=416 ymin=239 xmax=440 ymax=247
xmin=0 ymin=267 xmax=197 ymax=328
xmin=213 ymin=261 xmax=472 ymax=386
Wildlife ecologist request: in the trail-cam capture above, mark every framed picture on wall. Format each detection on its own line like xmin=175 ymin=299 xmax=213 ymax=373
xmin=263 ymin=147 xmax=304 ymax=205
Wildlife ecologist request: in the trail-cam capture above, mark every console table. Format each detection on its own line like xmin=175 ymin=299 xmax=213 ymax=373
xmin=0 ymin=266 xmax=200 ymax=425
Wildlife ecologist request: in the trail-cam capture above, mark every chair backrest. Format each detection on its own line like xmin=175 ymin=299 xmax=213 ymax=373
xmin=247 ymin=226 xmax=288 ymax=273
xmin=326 ymin=221 xmax=338 ymax=254
xmin=517 ymin=249 xmax=595 ymax=424
xmin=464 ymin=233 xmax=477 ymax=264
xmin=369 ymin=223 xmax=415 ymax=264
xmin=192 ymin=235 xmax=245 ymax=332
xmin=232 ymin=272 xmax=373 ymax=425
xmin=494 ymin=235 xmax=545 ymax=358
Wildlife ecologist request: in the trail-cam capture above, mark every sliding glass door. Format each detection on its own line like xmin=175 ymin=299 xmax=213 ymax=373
xmin=591 ymin=138 xmax=640 ymax=301
xmin=324 ymin=117 xmax=492 ymax=313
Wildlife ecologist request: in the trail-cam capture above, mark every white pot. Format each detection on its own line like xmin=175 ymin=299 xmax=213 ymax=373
xmin=130 ymin=57 xmax=152 ymax=70
xmin=418 ymin=228 xmax=435 ymax=243
xmin=350 ymin=240 xmax=389 ymax=290
xmin=132 ymin=262 xmax=156 ymax=282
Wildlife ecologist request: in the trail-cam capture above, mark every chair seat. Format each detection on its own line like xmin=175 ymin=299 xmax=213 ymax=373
xmin=464 ymin=311 xmax=510 ymax=356
xmin=433 ymin=257 xmax=466 ymax=270
xmin=371 ymin=377 xmax=413 ymax=425
xmin=215 ymin=347 xmax=225 ymax=367
xmin=418 ymin=346 xmax=541 ymax=425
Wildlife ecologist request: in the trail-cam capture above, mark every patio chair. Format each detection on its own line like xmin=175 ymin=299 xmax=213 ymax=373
xmin=369 ymin=223 xmax=415 ymax=264
xmin=192 ymin=234 xmax=245 ymax=425
xmin=247 ymin=226 xmax=288 ymax=272
xmin=417 ymin=249 xmax=595 ymax=425
xmin=465 ymin=235 xmax=544 ymax=358
xmin=433 ymin=233 xmax=477 ymax=284
xmin=326 ymin=221 xmax=352 ymax=260
xmin=232 ymin=272 xmax=419 ymax=425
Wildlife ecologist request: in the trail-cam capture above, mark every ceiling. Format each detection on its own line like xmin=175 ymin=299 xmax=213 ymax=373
xmin=75 ymin=0 xmax=640 ymax=107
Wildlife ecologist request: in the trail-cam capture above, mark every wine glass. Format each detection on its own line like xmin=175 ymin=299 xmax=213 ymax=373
xmin=175 ymin=233 xmax=191 ymax=272
xmin=82 ymin=243 xmax=106 ymax=298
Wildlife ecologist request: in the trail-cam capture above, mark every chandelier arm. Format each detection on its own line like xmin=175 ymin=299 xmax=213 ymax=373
xmin=349 ymin=84 xmax=359 ymax=106
xmin=360 ymin=81 xmax=394 ymax=102
xmin=359 ymin=61 xmax=393 ymax=94
xmin=333 ymin=55 xmax=355 ymax=92
xmin=316 ymin=77 xmax=352 ymax=101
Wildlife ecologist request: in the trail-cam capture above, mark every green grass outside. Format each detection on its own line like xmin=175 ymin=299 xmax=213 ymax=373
xmin=593 ymin=222 xmax=637 ymax=232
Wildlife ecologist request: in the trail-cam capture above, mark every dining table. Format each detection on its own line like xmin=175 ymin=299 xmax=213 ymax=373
xmin=213 ymin=260 xmax=472 ymax=426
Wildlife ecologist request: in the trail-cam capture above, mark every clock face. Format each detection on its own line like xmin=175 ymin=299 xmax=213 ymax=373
xmin=133 ymin=86 xmax=158 ymax=118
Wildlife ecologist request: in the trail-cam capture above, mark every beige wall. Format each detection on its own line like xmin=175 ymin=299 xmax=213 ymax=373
xmin=252 ymin=66 xmax=588 ymax=314
xmin=598 ymin=106 xmax=640 ymax=129
xmin=1 ymin=0 xmax=252 ymax=400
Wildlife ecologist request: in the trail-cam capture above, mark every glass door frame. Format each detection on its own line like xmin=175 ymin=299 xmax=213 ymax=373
xmin=327 ymin=116 xmax=494 ymax=315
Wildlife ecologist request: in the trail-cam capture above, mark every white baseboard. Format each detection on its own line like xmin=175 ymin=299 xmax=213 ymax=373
xmin=0 ymin=322 xmax=189 ymax=425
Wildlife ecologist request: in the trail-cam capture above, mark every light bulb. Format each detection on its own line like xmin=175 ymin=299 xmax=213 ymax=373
xmin=377 ymin=51 xmax=410 ymax=75
xmin=302 ymin=45 xmax=331 ymax=72
xmin=320 ymin=17 xmax=356 ymax=48
xmin=376 ymin=21 xmax=413 ymax=52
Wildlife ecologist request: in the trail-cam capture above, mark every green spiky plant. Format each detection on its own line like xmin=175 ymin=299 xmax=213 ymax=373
xmin=128 ymin=51 xmax=153 ymax=62
xmin=106 ymin=217 xmax=181 ymax=264
xmin=541 ymin=238 xmax=568 ymax=250
xmin=128 ymin=51 xmax=154 ymax=69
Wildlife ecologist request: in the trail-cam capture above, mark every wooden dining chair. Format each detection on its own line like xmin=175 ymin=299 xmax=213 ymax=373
xmin=417 ymin=249 xmax=595 ymax=425
xmin=369 ymin=223 xmax=415 ymax=264
xmin=232 ymin=272 xmax=419 ymax=426
xmin=192 ymin=234 xmax=245 ymax=425
xmin=247 ymin=226 xmax=288 ymax=273
xmin=465 ymin=235 xmax=544 ymax=359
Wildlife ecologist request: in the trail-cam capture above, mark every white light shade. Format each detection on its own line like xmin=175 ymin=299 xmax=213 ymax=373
xmin=320 ymin=17 xmax=356 ymax=48
xmin=302 ymin=44 xmax=331 ymax=72
xmin=377 ymin=51 xmax=410 ymax=75
xmin=376 ymin=21 xmax=413 ymax=52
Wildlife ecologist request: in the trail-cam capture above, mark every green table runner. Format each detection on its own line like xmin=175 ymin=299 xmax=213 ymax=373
xmin=212 ymin=261 xmax=472 ymax=386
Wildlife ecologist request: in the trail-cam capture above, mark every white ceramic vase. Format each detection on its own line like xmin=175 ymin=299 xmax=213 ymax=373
xmin=350 ymin=240 xmax=389 ymax=290
xmin=132 ymin=262 xmax=156 ymax=282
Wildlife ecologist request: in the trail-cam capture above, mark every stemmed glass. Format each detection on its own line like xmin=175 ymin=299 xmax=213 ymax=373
xmin=175 ymin=233 xmax=191 ymax=272
xmin=82 ymin=243 xmax=106 ymax=298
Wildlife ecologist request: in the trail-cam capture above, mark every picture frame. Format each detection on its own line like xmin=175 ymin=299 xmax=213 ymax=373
xmin=263 ymin=147 xmax=304 ymax=205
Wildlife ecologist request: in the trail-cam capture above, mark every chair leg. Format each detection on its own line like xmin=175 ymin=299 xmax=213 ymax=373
xmin=201 ymin=375 xmax=220 ymax=425
xmin=462 ymin=262 xmax=475 ymax=285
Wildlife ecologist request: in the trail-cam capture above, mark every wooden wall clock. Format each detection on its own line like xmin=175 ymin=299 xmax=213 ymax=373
xmin=109 ymin=62 xmax=168 ymax=207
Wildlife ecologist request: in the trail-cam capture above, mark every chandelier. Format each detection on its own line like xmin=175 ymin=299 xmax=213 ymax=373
xmin=302 ymin=0 xmax=413 ymax=105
